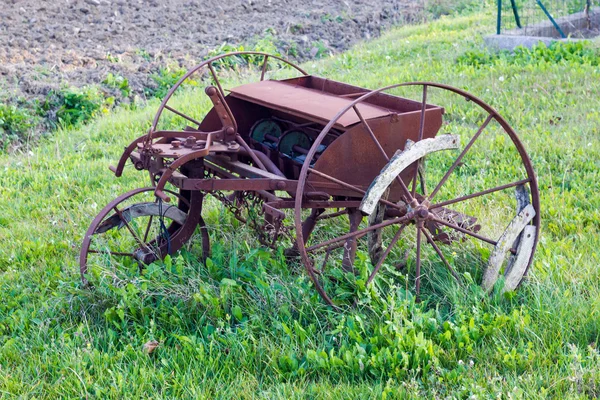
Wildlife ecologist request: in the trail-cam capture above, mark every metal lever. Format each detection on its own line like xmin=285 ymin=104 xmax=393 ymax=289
xmin=205 ymin=86 xmax=236 ymax=142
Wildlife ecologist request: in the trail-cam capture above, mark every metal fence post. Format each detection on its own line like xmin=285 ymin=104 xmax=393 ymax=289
xmin=497 ymin=0 xmax=502 ymax=34
xmin=536 ymin=0 xmax=567 ymax=38
xmin=510 ymin=0 xmax=522 ymax=28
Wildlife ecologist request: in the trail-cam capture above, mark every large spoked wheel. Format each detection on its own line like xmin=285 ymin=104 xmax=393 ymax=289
xmin=294 ymin=82 xmax=540 ymax=308
xmin=79 ymin=188 xmax=208 ymax=286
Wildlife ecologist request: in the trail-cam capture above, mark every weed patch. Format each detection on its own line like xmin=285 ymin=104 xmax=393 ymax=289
xmin=0 ymin=104 xmax=37 ymax=149
xmin=457 ymin=40 xmax=600 ymax=67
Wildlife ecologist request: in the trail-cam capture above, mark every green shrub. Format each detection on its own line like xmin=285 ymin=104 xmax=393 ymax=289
xmin=512 ymin=41 xmax=600 ymax=66
xmin=146 ymin=66 xmax=190 ymax=98
xmin=102 ymin=73 xmax=131 ymax=97
xmin=0 ymin=104 xmax=36 ymax=148
xmin=54 ymin=87 xmax=106 ymax=128
xmin=311 ymin=40 xmax=331 ymax=59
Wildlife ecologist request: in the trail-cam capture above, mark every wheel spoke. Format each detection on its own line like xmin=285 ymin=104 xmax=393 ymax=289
xmin=316 ymin=240 xmax=348 ymax=257
xmin=306 ymin=215 xmax=411 ymax=253
xmin=142 ymin=215 xmax=154 ymax=243
xmin=421 ymin=228 xmax=462 ymax=284
xmin=308 ymin=168 xmax=405 ymax=212
xmin=342 ymin=208 xmax=363 ymax=273
xmin=430 ymin=216 xmax=497 ymax=246
xmin=260 ymin=55 xmax=269 ymax=81
xmin=353 ymin=105 xmax=414 ymax=202
xmin=318 ymin=248 xmax=333 ymax=273
xmin=207 ymin=62 xmax=226 ymax=100
xmin=428 ymin=114 xmax=494 ymax=201
xmin=418 ymin=164 xmax=427 ymax=195
xmin=308 ymin=167 xmax=366 ymax=195
xmin=317 ymin=209 xmax=347 ymax=221
xmin=353 ymin=105 xmax=389 ymax=159
xmin=415 ymin=224 xmax=423 ymax=301
xmin=164 ymin=105 xmax=202 ymax=127
xmin=88 ymin=249 xmax=134 ymax=257
xmin=410 ymin=85 xmax=428 ymax=197
xmin=429 ymin=178 xmax=530 ymax=210
xmin=113 ymin=206 xmax=154 ymax=254
xmin=417 ymin=85 xmax=427 ymax=142
xmin=366 ymin=223 xmax=407 ymax=285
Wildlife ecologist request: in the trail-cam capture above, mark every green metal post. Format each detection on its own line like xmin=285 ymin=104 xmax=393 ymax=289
xmin=497 ymin=0 xmax=502 ymax=35
xmin=536 ymin=0 xmax=567 ymax=38
xmin=509 ymin=0 xmax=522 ymax=28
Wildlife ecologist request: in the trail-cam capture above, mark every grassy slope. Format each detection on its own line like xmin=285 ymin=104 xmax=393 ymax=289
xmin=1 ymin=12 xmax=600 ymax=399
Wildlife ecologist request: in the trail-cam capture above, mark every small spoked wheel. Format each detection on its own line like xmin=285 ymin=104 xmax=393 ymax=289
xmin=79 ymin=188 xmax=208 ymax=286
xmin=294 ymin=82 xmax=540 ymax=308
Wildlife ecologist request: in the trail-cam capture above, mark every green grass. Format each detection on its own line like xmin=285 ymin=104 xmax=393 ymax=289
xmin=1 ymin=12 xmax=600 ymax=398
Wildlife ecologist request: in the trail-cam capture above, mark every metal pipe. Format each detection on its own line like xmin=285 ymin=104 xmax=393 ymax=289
xmin=237 ymin=148 xmax=286 ymax=178
xmin=497 ymin=0 xmax=502 ymax=35
xmin=236 ymin=134 xmax=267 ymax=171
xmin=536 ymin=0 xmax=567 ymax=38
xmin=292 ymin=145 xmax=309 ymax=155
xmin=510 ymin=0 xmax=522 ymax=28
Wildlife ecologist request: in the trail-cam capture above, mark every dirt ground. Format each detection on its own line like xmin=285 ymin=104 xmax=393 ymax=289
xmin=0 ymin=0 xmax=423 ymax=103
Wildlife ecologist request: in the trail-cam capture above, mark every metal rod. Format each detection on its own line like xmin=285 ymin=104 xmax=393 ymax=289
xmin=411 ymin=85 xmax=428 ymax=197
xmin=353 ymin=105 xmax=414 ymax=202
xmin=113 ymin=207 xmax=154 ymax=254
xmin=536 ymin=0 xmax=567 ymax=38
xmin=317 ymin=240 xmax=348 ymax=257
xmin=415 ymin=224 xmax=422 ymax=302
xmin=342 ymin=208 xmax=363 ymax=272
xmin=428 ymin=114 xmax=493 ymax=201
xmin=260 ymin=55 xmax=269 ymax=81
xmin=306 ymin=215 xmax=411 ymax=253
xmin=429 ymin=178 xmax=530 ymax=210
xmin=87 ymin=250 xmax=134 ymax=257
xmin=307 ymin=168 xmax=363 ymax=195
xmin=510 ymin=0 xmax=522 ymax=28
xmin=430 ymin=216 xmax=497 ymax=246
xmin=317 ymin=209 xmax=347 ymax=221
xmin=319 ymin=247 xmax=334 ymax=273
xmin=142 ymin=215 xmax=154 ymax=243
xmin=236 ymin=134 xmax=267 ymax=171
xmin=207 ymin=62 xmax=226 ymax=99
xmin=307 ymin=168 xmax=404 ymax=211
xmin=366 ymin=224 xmax=407 ymax=285
xmin=164 ymin=105 xmax=203 ymax=127
xmin=421 ymin=228 xmax=462 ymax=284
xmin=353 ymin=106 xmax=389 ymax=158
xmin=417 ymin=86 xmax=427 ymax=142
xmin=339 ymin=92 xmax=368 ymax=98
xmin=497 ymin=0 xmax=502 ymax=35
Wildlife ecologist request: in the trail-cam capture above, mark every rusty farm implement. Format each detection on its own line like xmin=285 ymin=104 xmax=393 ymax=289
xmin=80 ymin=52 xmax=540 ymax=307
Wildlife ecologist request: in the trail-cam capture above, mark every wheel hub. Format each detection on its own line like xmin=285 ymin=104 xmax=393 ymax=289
xmin=408 ymin=199 xmax=432 ymax=223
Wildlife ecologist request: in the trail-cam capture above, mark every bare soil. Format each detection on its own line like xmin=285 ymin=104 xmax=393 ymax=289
xmin=0 ymin=0 xmax=422 ymax=103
